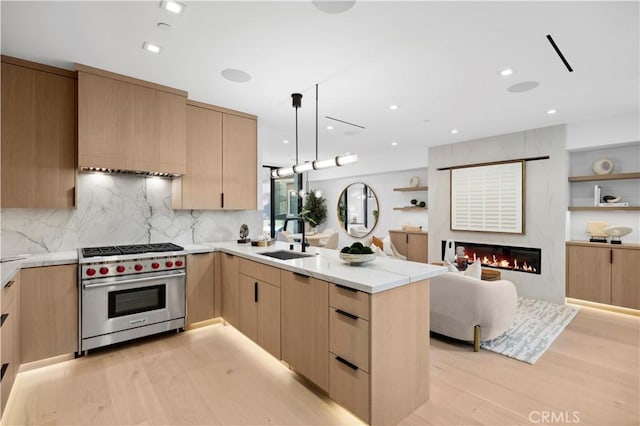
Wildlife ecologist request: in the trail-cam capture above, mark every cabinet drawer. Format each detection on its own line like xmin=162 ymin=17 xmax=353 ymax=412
xmin=329 ymin=284 xmax=370 ymax=320
xmin=1 ymin=276 xmax=17 ymax=312
xmin=330 ymin=308 xmax=369 ymax=372
xmin=329 ymin=353 xmax=370 ymax=423
xmin=239 ymin=258 xmax=280 ymax=287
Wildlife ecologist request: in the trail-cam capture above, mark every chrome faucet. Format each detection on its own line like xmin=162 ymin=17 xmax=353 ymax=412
xmin=284 ymin=217 xmax=307 ymax=253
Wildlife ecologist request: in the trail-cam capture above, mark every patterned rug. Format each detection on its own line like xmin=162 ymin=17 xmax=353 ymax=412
xmin=480 ymin=297 xmax=580 ymax=364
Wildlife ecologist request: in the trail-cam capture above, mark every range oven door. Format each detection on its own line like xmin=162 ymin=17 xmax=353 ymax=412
xmin=81 ymin=270 xmax=185 ymax=349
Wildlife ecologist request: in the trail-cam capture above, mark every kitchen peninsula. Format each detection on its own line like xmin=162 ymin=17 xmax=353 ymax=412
xmin=1 ymin=242 xmax=445 ymax=425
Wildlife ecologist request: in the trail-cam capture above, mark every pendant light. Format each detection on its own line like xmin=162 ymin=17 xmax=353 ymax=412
xmin=271 ymin=84 xmax=358 ymax=178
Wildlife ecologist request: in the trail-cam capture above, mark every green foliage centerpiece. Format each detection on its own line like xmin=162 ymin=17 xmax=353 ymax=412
xmin=300 ymin=191 xmax=327 ymax=230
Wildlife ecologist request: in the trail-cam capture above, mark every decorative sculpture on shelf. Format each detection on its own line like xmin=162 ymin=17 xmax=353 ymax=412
xmin=604 ymin=225 xmax=633 ymax=245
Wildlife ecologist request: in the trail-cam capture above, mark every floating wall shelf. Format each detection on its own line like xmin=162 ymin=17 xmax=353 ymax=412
xmin=393 ymin=186 xmax=428 ymax=192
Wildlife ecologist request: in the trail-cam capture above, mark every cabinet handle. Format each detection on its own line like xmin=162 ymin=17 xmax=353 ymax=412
xmin=221 ymin=193 xmax=225 ymax=209
xmin=5 ymin=280 xmax=14 ymax=288
xmin=0 ymin=313 xmax=7 ymax=327
xmin=293 ymin=272 xmax=310 ymax=279
xmin=335 ymin=284 xmax=357 ymax=293
xmin=254 ymin=282 xmax=258 ymax=303
xmin=335 ymin=309 xmax=358 ymax=320
xmin=335 ymin=356 xmax=359 ymax=371
xmin=610 ymin=249 xmax=613 ymax=264
xmin=406 ymin=234 xmax=409 ymax=244
xmin=0 ymin=363 xmax=8 ymax=382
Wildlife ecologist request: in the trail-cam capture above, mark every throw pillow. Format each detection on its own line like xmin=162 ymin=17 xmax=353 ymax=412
xmin=389 ymin=242 xmax=407 ymax=260
xmin=464 ymin=261 xmax=482 ymax=280
xmin=381 ymin=235 xmax=395 ymax=256
xmin=443 ymin=259 xmax=460 ymax=273
xmin=371 ymin=244 xmax=388 ymax=257
xmin=372 ymin=236 xmax=384 ymax=250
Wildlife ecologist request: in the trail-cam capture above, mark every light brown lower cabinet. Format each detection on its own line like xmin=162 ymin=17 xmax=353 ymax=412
xmin=281 ymin=271 xmax=329 ymax=392
xmin=20 ymin=264 xmax=78 ymax=363
xmin=327 ymin=281 xmax=430 ymax=425
xmin=186 ymin=253 xmax=215 ymax=326
xmin=1 ymin=271 xmax=20 ymax=416
xmin=389 ymin=230 xmax=428 ymax=263
xmin=566 ymin=242 xmax=640 ymax=309
xmin=220 ymin=252 xmax=240 ymax=327
xmin=238 ymin=259 xmax=281 ymax=359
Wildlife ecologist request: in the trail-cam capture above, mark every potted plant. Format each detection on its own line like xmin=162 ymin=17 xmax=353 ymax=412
xmin=300 ymin=192 xmax=327 ymax=233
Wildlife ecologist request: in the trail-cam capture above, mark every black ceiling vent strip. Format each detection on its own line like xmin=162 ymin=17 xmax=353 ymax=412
xmin=324 ymin=116 xmax=366 ymax=129
xmin=546 ymin=34 xmax=574 ymax=72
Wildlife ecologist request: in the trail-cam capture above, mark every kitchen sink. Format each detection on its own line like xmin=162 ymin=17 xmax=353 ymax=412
xmin=259 ymin=250 xmax=315 ymax=260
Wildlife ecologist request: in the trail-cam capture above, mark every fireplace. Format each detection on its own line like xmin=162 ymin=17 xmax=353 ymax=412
xmin=441 ymin=241 xmax=541 ymax=275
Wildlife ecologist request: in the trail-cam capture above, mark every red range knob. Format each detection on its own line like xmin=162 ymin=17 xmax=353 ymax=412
xmin=175 ymin=260 xmax=183 ymax=267
xmin=116 ymin=265 xmax=125 ymax=273
xmin=99 ymin=267 xmax=109 ymax=275
xmin=165 ymin=261 xmax=174 ymax=267
xmin=86 ymin=268 xmax=96 ymax=276
xmin=151 ymin=262 xmax=160 ymax=269
xmin=134 ymin=264 xmax=143 ymax=271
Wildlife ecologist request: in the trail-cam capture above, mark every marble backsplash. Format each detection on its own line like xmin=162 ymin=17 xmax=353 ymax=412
xmin=0 ymin=173 xmax=263 ymax=256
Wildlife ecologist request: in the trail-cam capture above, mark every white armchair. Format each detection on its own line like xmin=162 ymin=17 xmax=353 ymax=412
xmin=430 ymin=272 xmax=517 ymax=351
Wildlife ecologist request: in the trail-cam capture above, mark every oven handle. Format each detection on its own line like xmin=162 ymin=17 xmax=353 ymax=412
xmin=82 ymin=271 xmax=186 ymax=290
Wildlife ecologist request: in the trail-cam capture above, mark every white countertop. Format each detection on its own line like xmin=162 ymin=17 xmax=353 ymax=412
xmin=1 ymin=242 xmax=446 ymax=294
xmin=212 ymin=241 xmax=446 ymax=294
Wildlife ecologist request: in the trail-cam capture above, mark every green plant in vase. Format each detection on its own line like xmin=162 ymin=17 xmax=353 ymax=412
xmin=300 ymin=191 xmax=327 ymax=232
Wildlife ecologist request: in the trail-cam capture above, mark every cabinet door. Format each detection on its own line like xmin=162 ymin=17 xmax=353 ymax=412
xmin=173 ymin=105 xmax=223 ymax=209
xmin=220 ymin=253 xmax=240 ymax=327
xmin=78 ymin=70 xmax=186 ymax=175
xmin=1 ymin=272 xmax=19 ymax=415
xmin=281 ymin=271 xmax=329 ymax=391
xmin=222 ymin=113 xmax=257 ymax=209
xmin=566 ymin=245 xmax=611 ymax=304
xmin=257 ymin=281 xmax=281 ymax=359
xmin=186 ymin=253 xmax=215 ymax=326
xmin=1 ymin=60 xmax=76 ymax=209
xmin=20 ymin=264 xmax=77 ymax=363
xmin=238 ymin=273 xmax=258 ymax=341
xmin=611 ymin=248 xmax=640 ymax=309
xmin=407 ymin=233 xmax=428 ymax=263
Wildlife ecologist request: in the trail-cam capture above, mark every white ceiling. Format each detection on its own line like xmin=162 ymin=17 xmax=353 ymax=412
xmin=2 ymin=1 xmax=638 ymax=173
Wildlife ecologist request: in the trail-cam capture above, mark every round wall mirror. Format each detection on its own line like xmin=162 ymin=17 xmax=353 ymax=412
xmin=337 ymin=182 xmax=379 ymax=238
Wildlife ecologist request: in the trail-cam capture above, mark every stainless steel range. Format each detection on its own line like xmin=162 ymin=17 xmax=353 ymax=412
xmin=78 ymin=243 xmax=186 ymax=354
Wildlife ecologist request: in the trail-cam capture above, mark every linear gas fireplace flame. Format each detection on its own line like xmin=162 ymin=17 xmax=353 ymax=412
xmin=441 ymin=241 xmax=541 ymax=275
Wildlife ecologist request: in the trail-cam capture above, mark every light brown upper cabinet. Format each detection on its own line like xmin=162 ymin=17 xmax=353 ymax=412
xmin=1 ymin=56 xmax=76 ymax=209
xmin=77 ymin=64 xmax=187 ymax=175
xmin=172 ymin=100 xmax=257 ymax=210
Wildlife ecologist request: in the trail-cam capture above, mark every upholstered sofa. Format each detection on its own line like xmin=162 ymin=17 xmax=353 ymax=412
xmin=430 ymin=272 xmax=518 ymax=351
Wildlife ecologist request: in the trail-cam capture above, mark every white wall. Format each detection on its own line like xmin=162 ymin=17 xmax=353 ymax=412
xmin=428 ymin=125 xmax=568 ymax=304
xmin=566 ymin=112 xmax=639 ymax=150
xmin=0 ymin=173 xmax=263 ymax=256
xmin=308 ymin=168 xmax=428 ymax=247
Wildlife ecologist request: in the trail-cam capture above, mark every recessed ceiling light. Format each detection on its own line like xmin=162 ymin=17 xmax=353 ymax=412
xmin=160 ymin=0 xmax=186 ymax=15
xmin=327 ymin=125 xmax=334 ymax=130
xmin=500 ymin=68 xmax=514 ymax=77
xmin=507 ymin=81 xmax=539 ymax=93
xmin=450 ymin=129 xmax=459 ymax=134
xmin=312 ymin=1 xmax=356 ymax=14
xmin=391 ymin=142 xmax=398 ymax=146
xmin=142 ymin=42 xmax=162 ymax=54
xmin=389 ymin=104 xmax=398 ymax=110
xmin=282 ymin=140 xmax=289 ymax=144
xmin=547 ymin=109 xmax=557 ymax=115
xmin=221 ymin=68 xmax=252 ymax=83
xmin=157 ymin=22 xmax=172 ymax=31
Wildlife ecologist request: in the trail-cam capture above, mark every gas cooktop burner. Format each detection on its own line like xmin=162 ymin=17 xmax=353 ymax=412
xmin=81 ymin=243 xmax=184 ymax=258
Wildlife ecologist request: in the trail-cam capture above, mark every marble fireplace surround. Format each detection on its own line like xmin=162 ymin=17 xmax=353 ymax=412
xmin=0 ymin=173 xmax=263 ymax=256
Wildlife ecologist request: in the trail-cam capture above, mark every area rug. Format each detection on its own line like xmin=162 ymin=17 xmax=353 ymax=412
xmin=480 ymin=297 xmax=579 ymax=364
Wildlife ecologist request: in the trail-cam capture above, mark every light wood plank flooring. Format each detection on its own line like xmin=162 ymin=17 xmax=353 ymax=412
xmin=2 ymin=305 xmax=638 ymax=425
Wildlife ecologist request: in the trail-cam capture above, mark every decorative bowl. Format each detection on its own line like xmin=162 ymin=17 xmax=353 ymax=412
xmin=339 ymin=252 xmax=376 ymax=265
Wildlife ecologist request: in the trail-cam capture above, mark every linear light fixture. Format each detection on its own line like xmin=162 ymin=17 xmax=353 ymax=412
xmin=271 ymin=85 xmax=358 ymax=178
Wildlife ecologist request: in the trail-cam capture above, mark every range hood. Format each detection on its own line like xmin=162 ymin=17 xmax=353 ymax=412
xmin=79 ymin=167 xmax=180 ymax=178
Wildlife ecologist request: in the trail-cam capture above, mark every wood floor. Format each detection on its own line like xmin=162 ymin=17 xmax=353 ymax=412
xmin=2 ymin=305 xmax=638 ymax=426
